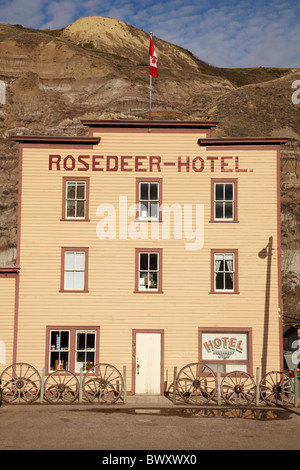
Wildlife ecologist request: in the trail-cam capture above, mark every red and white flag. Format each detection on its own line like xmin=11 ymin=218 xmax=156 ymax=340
xmin=149 ymin=37 xmax=158 ymax=77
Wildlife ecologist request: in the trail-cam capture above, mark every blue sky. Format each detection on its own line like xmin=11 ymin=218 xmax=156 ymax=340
xmin=0 ymin=0 xmax=299 ymax=68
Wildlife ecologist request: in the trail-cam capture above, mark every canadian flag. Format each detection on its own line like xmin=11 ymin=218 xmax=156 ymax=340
xmin=149 ymin=37 xmax=158 ymax=77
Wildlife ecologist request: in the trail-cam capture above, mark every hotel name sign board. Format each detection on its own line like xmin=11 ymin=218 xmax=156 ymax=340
xmin=48 ymin=154 xmax=253 ymax=173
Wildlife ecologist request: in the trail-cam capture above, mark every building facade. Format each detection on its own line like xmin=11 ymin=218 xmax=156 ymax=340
xmin=0 ymin=120 xmax=287 ymax=395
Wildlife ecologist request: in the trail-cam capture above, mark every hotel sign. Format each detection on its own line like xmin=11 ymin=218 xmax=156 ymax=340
xmin=202 ymin=332 xmax=248 ymax=361
xmin=48 ymin=154 xmax=252 ymax=173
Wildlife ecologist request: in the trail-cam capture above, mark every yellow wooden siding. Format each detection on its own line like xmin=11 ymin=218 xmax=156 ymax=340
xmin=14 ymin=131 xmax=281 ymax=389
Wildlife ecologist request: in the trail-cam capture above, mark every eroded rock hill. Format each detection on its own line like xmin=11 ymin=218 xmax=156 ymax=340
xmin=0 ymin=16 xmax=299 ymax=321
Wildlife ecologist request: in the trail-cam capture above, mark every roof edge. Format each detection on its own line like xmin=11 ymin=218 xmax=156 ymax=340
xmin=198 ymin=137 xmax=289 ymax=146
xmin=11 ymin=136 xmax=101 ymax=144
xmin=0 ymin=267 xmax=20 ymax=273
xmin=81 ymin=119 xmax=219 ymax=128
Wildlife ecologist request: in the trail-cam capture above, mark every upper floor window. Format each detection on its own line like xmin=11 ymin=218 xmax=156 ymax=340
xmin=61 ymin=177 xmax=90 ymax=221
xmin=136 ymin=178 xmax=162 ymax=222
xmin=135 ymin=248 xmax=163 ymax=293
xmin=211 ymin=249 xmax=239 ymax=294
xmin=60 ymin=248 xmax=89 ymax=292
xmin=211 ymin=179 xmax=238 ymax=222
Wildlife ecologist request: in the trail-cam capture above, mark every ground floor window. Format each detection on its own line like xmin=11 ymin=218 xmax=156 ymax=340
xmin=46 ymin=326 xmax=99 ymax=374
xmin=199 ymin=328 xmax=252 ymax=375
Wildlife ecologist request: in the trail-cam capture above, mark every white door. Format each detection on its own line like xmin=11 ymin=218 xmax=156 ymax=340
xmin=135 ymin=333 xmax=161 ymax=395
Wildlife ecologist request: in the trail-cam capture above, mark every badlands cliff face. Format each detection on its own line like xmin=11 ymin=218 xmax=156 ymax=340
xmin=0 ymin=16 xmax=299 ymax=319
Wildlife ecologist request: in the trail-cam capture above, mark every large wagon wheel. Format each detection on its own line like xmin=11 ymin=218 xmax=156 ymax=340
xmin=0 ymin=363 xmax=41 ymax=404
xmin=44 ymin=370 xmax=79 ymax=404
xmin=176 ymin=363 xmax=217 ymax=405
xmin=83 ymin=363 xmax=124 ymax=403
xmin=221 ymin=371 xmax=256 ymax=406
xmin=260 ymin=371 xmax=294 ymax=406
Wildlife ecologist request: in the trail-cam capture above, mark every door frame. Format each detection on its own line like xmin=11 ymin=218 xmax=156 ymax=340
xmin=132 ymin=329 xmax=164 ymax=395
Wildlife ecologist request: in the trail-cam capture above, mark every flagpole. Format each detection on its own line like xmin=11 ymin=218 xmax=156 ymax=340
xmin=149 ymin=32 xmax=152 ymax=121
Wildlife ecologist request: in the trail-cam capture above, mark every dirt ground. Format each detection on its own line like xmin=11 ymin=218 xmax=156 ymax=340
xmin=0 ymin=402 xmax=299 ymax=452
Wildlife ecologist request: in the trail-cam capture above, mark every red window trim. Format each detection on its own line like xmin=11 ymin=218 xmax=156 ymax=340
xmin=210 ymin=249 xmax=239 ymax=294
xmin=61 ymin=177 xmax=90 ymax=221
xmin=210 ymin=178 xmax=238 ymax=223
xmin=135 ymin=178 xmax=163 ymax=222
xmin=45 ymin=325 xmax=100 ymax=375
xmin=134 ymin=248 xmax=163 ymax=293
xmin=60 ymin=247 xmax=89 ymax=293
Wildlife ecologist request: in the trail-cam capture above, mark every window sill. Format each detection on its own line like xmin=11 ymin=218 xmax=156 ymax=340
xmin=134 ymin=218 xmax=162 ymax=223
xmin=210 ymin=291 xmax=240 ymax=295
xmin=134 ymin=290 xmax=164 ymax=294
xmin=60 ymin=218 xmax=90 ymax=222
xmin=209 ymin=220 xmax=239 ymax=223
xmin=59 ymin=289 xmax=89 ymax=293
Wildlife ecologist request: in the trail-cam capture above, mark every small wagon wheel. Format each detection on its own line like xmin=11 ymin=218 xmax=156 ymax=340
xmin=259 ymin=371 xmax=294 ymax=406
xmin=83 ymin=363 xmax=124 ymax=403
xmin=220 ymin=371 xmax=256 ymax=406
xmin=176 ymin=363 xmax=217 ymax=405
xmin=44 ymin=370 xmax=79 ymax=404
xmin=0 ymin=363 xmax=41 ymax=404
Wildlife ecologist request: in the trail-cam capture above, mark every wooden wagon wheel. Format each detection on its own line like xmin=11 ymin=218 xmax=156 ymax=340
xmin=83 ymin=363 xmax=124 ymax=403
xmin=220 ymin=371 xmax=256 ymax=406
xmin=259 ymin=371 xmax=294 ymax=406
xmin=176 ymin=363 xmax=217 ymax=405
xmin=44 ymin=370 xmax=79 ymax=404
xmin=0 ymin=363 xmax=41 ymax=404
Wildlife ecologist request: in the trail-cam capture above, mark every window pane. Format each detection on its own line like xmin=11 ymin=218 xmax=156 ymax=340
xmin=76 ymin=183 xmax=85 ymax=200
xmin=140 ymin=202 xmax=148 ymax=218
xmin=150 ymin=202 xmax=158 ymax=218
xmin=215 ymin=273 xmax=224 ymax=290
xmin=215 ymin=254 xmax=224 ymax=272
xmin=50 ymin=331 xmax=60 ymax=350
xmin=65 ymin=271 xmax=74 ymax=289
xmin=140 ymin=253 xmax=148 ymax=270
xmin=225 ymin=202 xmax=233 ymax=219
xmin=150 ymin=183 xmax=158 ymax=200
xmin=149 ymin=272 xmax=158 ymax=288
xmin=67 ymin=183 xmax=76 ymax=199
xmin=86 ymin=351 xmax=95 ymax=364
xmin=77 ymin=332 xmax=86 ymax=350
xmin=226 ymin=363 xmax=248 ymax=373
xmin=149 ymin=253 xmax=158 ymax=270
xmin=76 ymin=351 xmax=85 ymax=363
xmin=215 ymin=202 xmax=223 ymax=219
xmin=86 ymin=333 xmax=95 ymax=349
xmin=75 ymin=252 xmax=85 ymax=270
xmin=225 ymin=184 xmax=233 ymax=200
xmin=215 ymin=184 xmax=224 ymax=200
xmin=76 ymin=200 xmax=85 ymax=218
xmin=65 ymin=252 xmax=75 ymax=270
xmin=225 ymin=273 xmax=234 ymax=290
xmin=74 ymin=271 xmax=84 ymax=289
xmin=140 ymin=183 xmax=148 ymax=200
xmin=139 ymin=271 xmax=148 ymax=289
xmin=61 ymin=331 xmax=69 ymax=349
xmin=206 ymin=363 xmax=225 ymax=373
xmin=67 ymin=200 xmax=76 ymax=217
